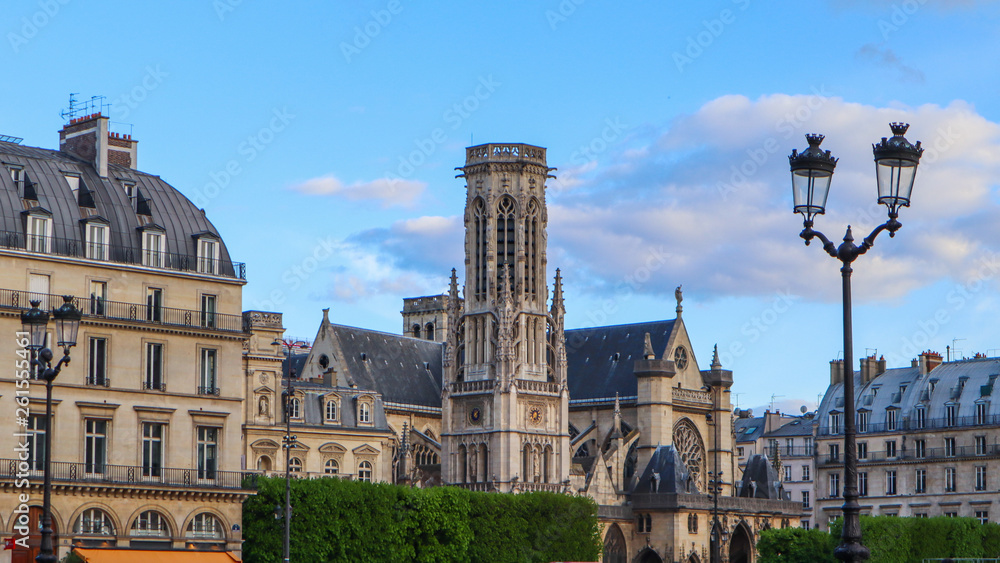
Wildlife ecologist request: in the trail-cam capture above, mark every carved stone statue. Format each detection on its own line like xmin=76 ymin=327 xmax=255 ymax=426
xmin=259 ymin=395 xmax=269 ymax=416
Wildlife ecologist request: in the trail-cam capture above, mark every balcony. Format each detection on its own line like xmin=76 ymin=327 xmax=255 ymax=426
xmin=0 ymin=459 xmax=257 ymax=491
xmin=820 ymin=443 xmax=1000 ymax=465
xmin=0 ymin=230 xmax=246 ymax=280
xmin=0 ymin=288 xmax=246 ymax=334
xmin=819 ymin=413 xmax=1000 ymax=436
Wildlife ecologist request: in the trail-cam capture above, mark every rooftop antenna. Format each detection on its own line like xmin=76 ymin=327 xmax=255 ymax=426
xmin=60 ymin=94 xmax=109 ymax=123
xmin=732 ymin=392 xmax=745 ymax=409
xmin=865 ymin=348 xmax=877 ymax=358
xmin=769 ymin=393 xmax=785 ymax=412
xmin=952 ymin=338 xmax=966 ymax=360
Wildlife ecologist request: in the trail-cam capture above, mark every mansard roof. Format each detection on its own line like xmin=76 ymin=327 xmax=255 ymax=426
xmin=565 ymin=320 xmax=676 ymax=402
xmin=0 ymin=140 xmax=240 ymax=277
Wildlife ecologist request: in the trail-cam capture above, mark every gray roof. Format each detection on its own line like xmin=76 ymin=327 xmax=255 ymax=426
xmin=734 ymin=417 xmax=765 ymax=444
xmin=632 ymin=445 xmax=694 ymax=494
xmin=566 ymin=320 xmax=676 ymax=401
xmin=765 ymin=417 xmax=816 ymax=438
xmin=0 ymin=140 xmax=238 ymax=276
xmin=737 ymin=454 xmax=784 ymax=499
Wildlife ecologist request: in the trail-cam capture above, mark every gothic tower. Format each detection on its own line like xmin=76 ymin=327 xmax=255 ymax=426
xmin=442 ymin=143 xmax=569 ymax=492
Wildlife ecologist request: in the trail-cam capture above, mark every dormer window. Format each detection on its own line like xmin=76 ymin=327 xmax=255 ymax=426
xmin=64 ymin=174 xmax=81 ymax=202
xmin=885 ymin=408 xmax=898 ymax=431
xmin=357 ymin=398 xmax=373 ymax=425
xmin=25 ymin=211 xmax=51 ymax=253
xmin=325 ymin=397 xmax=339 ymax=423
xmin=7 ymin=165 xmax=33 ymax=199
xmin=142 ymin=230 xmax=165 ymax=267
xmin=121 ymin=180 xmax=137 ymax=210
xmin=196 ymin=235 xmax=219 ymax=275
xmin=85 ymin=221 xmax=110 ymax=260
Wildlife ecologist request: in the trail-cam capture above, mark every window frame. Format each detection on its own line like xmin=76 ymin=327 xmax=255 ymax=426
xmin=26 ymin=213 xmax=52 ymax=253
xmin=199 ymin=348 xmax=218 ymax=395
xmin=87 ymin=336 xmax=108 ymax=387
xmin=85 ymin=222 xmax=109 ymax=260
xmin=141 ymin=422 xmax=164 ymax=478
xmin=830 ymin=472 xmax=840 ymax=498
xmin=84 ymin=418 xmax=109 ymax=474
xmin=358 ymin=460 xmax=373 ymax=482
xmin=144 ymin=341 xmax=164 ymax=391
xmin=197 ymin=236 xmax=220 ymax=275
xmin=196 ymin=426 xmax=219 ymax=480
xmin=142 ymin=230 xmax=165 ymax=268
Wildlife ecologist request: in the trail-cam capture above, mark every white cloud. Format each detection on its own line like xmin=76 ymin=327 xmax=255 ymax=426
xmin=288 ymin=175 xmax=426 ymax=208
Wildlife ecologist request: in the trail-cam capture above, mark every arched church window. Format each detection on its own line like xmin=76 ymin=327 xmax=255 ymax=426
xmin=473 ymin=198 xmax=487 ymax=299
xmin=496 ymin=196 xmax=516 ymax=290
xmin=673 ymin=418 xmax=706 ymax=492
xmin=412 ymin=324 xmax=421 ymax=338
xmin=425 ymin=322 xmax=434 ymax=340
xmin=524 ymin=198 xmax=539 ymax=297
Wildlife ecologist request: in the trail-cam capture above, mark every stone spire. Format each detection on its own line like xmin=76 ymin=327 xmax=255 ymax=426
xmin=675 ymin=285 xmax=683 ymax=317
xmin=643 ymin=332 xmax=656 ymax=360
xmin=711 ymin=344 xmax=722 ymax=370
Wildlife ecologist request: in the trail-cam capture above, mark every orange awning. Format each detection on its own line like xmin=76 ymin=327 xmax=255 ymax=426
xmin=72 ymin=548 xmax=241 ymax=563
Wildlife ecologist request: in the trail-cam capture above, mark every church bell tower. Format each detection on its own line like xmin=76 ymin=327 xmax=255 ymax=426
xmin=441 ymin=143 xmax=569 ymax=492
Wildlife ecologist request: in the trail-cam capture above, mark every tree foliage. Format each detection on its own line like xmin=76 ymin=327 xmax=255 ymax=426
xmin=243 ymin=477 xmax=602 ymax=563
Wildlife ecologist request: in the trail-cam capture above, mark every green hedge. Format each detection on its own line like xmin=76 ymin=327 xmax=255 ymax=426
xmin=760 ymin=517 xmax=1000 ymax=563
xmin=242 ymin=477 xmax=602 ymax=563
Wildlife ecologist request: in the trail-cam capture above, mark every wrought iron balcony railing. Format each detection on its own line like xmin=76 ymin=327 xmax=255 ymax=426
xmin=0 ymin=288 xmax=246 ymax=334
xmin=0 ymin=458 xmax=258 ymax=491
xmin=0 ymin=230 xmax=246 ymax=280
xmin=820 ymin=413 xmax=1000 ymax=435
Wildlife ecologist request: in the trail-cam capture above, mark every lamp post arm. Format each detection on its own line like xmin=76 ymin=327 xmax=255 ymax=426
xmin=856 ymin=217 xmax=902 ymax=257
xmin=800 ymin=223 xmax=838 ymax=258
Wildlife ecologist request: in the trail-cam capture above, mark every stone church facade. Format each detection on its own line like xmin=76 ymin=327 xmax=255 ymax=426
xmin=245 ymin=143 xmax=803 ymax=563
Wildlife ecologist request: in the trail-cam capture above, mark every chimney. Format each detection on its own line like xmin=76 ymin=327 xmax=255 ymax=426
xmin=918 ymin=350 xmax=943 ymax=376
xmin=59 ymin=113 xmax=137 ymax=176
xmin=764 ymin=409 xmax=783 ymax=433
xmin=830 ymin=359 xmax=844 ymax=386
xmin=860 ymin=354 xmax=882 ymax=385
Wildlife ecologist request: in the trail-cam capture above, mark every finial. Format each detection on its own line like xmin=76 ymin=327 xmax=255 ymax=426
xmin=614 ymin=392 xmax=621 ymax=417
xmin=643 ymin=333 xmax=655 ymax=360
xmin=675 ymin=285 xmax=683 ymax=316
xmin=711 ymin=344 xmax=722 ymax=370
xmin=805 ymin=133 xmax=825 ymax=147
xmin=888 ymin=122 xmax=909 ymax=136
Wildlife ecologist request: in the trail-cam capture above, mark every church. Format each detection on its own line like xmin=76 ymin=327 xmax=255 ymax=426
xmin=242 ymin=143 xmax=803 ymax=563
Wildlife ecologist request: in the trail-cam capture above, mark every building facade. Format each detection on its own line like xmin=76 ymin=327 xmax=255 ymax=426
xmin=0 ymin=115 xmax=249 ymax=561
xmin=815 ymin=352 xmax=1000 ymax=529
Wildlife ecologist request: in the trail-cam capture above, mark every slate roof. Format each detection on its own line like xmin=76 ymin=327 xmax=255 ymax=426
xmin=631 ymin=445 xmax=694 ymax=494
xmin=0 ymin=139 xmax=239 ymax=276
xmin=765 ymin=416 xmax=816 ymax=438
xmin=565 ymin=320 xmax=675 ymax=401
xmin=734 ymin=416 xmax=765 ymax=444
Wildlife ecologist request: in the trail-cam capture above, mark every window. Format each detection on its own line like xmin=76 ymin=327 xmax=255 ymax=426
xmin=26 ymin=214 xmax=51 ymax=253
xmin=802 ymin=464 xmax=810 ymax=481
xmin=186 ymin=513 xmax=223 ymax=540
xmin=89 ymin=280 xmax=107 ymax=315
xmin=131 ymin=511 xmax=169 ymax=537
xmin=737 ymin=447 xmax=744 ymax=457
xmin=858 ymin=411 xmax=869 ymax=433
xmin=64 ymin=174 xmax=80 ymax=200
xmin=142 ymin=422 xmax=163 ymax=478
xmin=976 ymin=466 xmax=987 ymax=491
xmin=199 ymin=348 xmax=218 ymax=395
xmin=87 ymin=337 xmax=108 ymax=386
xmin=784 ymin=465 xmax=792 ymax=481
xmin=886 ymin=409 xmax=898 ymax=431
xmin=801 ymin=520 xmax=810 ymax=530
xmin=197 ymin=426 xmax=218 ymax=480
xmin=197 ymin=237 xmax=219 ymax=274
xmin=915 ymin=469 xmax=926 ymax=493
xmin=325 ymin=400 xmax=338 ymax=422
xmin=830 ymin=413 xmax=842 ymax=434
xmin=85 ymin=223 xmax=109 ymax=260
xmin=945 ymin=468 xmax=956 ymax=492
xmin=146 ymin=287 xmax=162 ymax=322
xmin=945 ymin=512 xmax=958 ymax=518
xmin=84 ymin=419 xmax=108 ymax=474
xmin=976 ymin=436 xmax=987 ymax=455
xmin=857 ymin=442 xmax=868 ymax=460
xmin=804 ymin=437 xmax=813 ymax=452
xmin=830 ymin=473 xmax=841 ymax=498
xmin=122 ymin=181 xmax=137 ymax=209
xmin=76 ymin=508 xmax=115 ymax=536
xmin=976 ymin=402 xmax=989 ymax=425
xmin=976 ymin=511 xmax=990 ymax=525
xmin=9 ymin=166 xmax=25 ymax=194
xmin=859 ymin=472 xmax=869 ymax=497
xmin=768 ymin=439 xmax=778 ymax=453
xmin=325 ymin=459 xmax=339 ymax=474
xmin=200 ymin=294 xmax=217 ymax=328
xmin=145 ymin=342 xmax=164 ymax=391
xmin=687 ymin=513 xmax=698 ymax=534
xmin=829 ymin=443 xmax=840 ymax=462
xmin=802 ymin=491 xmax=810 ymax=508
xmin=945 ymin=437 xmax=956 ymax=457
xmin=288 ymin=398 xmax=301 ymax=419
xmin=916 ymin=407 xmax=927 ymax=429
xmin=914 ymin=513 xmax=928 ymax=518
xmin=946 ymin=404 xmax=958 ymax=427
xmin=885 ymin=440 xmax=897 ymax=459
xmin=359 ymin=402 xmax=371 ymax=424
xmin=142 ymin=231 xmax=165 ymax=267
xmin=358 ymin=460 xmax=372 ymax=482
xmin=915 ymin=439 xmax=926 ymax=459
xmin=786 ymin=438 xmax=795 ymax=455
xmin=26 ymin=414 xmax=46 ymax=471
xmin=289 ymin=457 xmax=302 ymax=473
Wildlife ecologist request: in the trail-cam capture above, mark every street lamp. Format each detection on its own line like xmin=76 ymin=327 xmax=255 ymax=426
xmin=272 ymin=339 xmax=298 ymax=563
xmin=21 ymin=296 xmax=82 ymax=563
xmin=789 ymin=123 xmax=923 ymax=563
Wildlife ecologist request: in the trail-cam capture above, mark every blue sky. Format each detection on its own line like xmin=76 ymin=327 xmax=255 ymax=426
xmin=5 ymin=0 xmax=1000 ymax=413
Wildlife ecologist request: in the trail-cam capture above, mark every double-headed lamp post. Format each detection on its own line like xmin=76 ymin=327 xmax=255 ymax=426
xmin=789 ymin=123 xmax=923 ymax=563
xmin=272 ymin=339 xmax=297 ymax=563
xmin=20 ymin=297 xmax=82 ymax=563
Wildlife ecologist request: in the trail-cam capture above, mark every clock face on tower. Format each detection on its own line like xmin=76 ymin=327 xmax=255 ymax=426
xmin=674 ymin=346 xmax=688 ymax=370
xmin=468 ymin=406 xmax=482 ymax=425
xmin=528 ymin=406 xmax=543 ymax=426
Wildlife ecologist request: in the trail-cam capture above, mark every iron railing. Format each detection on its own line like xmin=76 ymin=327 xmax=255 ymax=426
xmin=0 ymin=288 xmax=246 ymax=334
xmin=0 ymin=230 xmax=246 ymax=280
xmin=820 ymin=443 xmax=1000 ymax=465
xmin=198 ymin=386 xmax=220 ymax=396
xmin=0 ymin=458 xmax=258 ymax=490
xmin=820 ymin=413 xmax=1000 ymax=436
